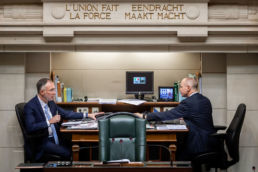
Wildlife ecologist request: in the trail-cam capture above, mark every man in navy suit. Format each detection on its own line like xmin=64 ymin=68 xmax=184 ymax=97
xmin=135 ymin=77 xmax=217 ymax=160
xmin=24 ymin=78 xmax=102 ymax=161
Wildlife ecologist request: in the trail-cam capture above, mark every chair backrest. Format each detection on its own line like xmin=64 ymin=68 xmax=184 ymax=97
xmin=98 ymin=112 xmax=146 ymax=162
xmin=225 ymin=103 xmax=246 ymax=165
xmin=15 ymin=103 xmax=27 ymax=139
xmin=15 ymin=102 xmax=32 ymax=162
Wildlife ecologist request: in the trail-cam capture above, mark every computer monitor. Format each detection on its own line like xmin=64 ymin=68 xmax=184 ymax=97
xmin=158 ymin=86 xmax=174 ymax=101
xmin=126 ymin=71 xmax=154 ymax=99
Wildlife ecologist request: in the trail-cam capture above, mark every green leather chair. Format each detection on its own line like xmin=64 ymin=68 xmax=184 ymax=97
xmin=98 ymin=112 xmax=146 ymax=162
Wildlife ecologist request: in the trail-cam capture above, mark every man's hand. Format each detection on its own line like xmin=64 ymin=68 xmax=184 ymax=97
xmin=49 ymin=115 xmax=61 ymax=124
xmin=134 ymin=113 xmax=144 ymax=119
xmin=88 ymin=112 xmax=105 ymax=120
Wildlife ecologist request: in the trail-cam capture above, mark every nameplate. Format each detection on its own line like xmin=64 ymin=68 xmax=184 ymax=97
xmin=43 ymin=2 xmax=207 ymax=25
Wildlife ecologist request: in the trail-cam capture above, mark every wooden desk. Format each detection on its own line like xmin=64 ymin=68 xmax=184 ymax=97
xmin=44 ymin=161 xmax=192 ymax=172
xmin=61 ymin=127 xmax=188 ymax=161
xmin=58 ymin=101 xmax=184 ymax=161
xmin=16 ymin=163 xmax=44 ymax=172
xmin=16 ymin=162 xmax=192 ymax=172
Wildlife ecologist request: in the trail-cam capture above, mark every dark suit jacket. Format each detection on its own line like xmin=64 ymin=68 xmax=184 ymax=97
xmin=147 ymin=93 xmax=217 ymax=159
xmin=24 ymin=95 xmax=83 ymax=160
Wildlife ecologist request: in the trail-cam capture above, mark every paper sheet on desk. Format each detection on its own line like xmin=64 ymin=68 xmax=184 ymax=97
xmin=105 ymin=159 xmax=130 ymax=163
xmin=118 ymin=99 xmax=146 ymax=106
xmin=70 ymin=121 xmax=98 ymax=129
xmin=99 ymin=98 xmax=117 ymax=104
xmin=156 ymin=124 xmax=187 ymax=130
xmin=146 ymin=123 xmax=155 ymax=129
xmin=61 ymin=121 xmax=82 ymax=126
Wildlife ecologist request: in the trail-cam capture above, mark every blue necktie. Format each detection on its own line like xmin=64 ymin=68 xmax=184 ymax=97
xmin=44 ymin=105 xmax=59 ymax=145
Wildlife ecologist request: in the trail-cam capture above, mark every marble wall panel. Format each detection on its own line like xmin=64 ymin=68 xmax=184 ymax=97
xmin=0 ymin=74 xmax=25 ymax=110
xmin=202 ymin=73 xmax=227 ymax=109
xmin=0 ymin=53 xmax=25 ymax=74
xmin=227 ymin=53 xmax=258 ymax=74
xmin=26 ymin=52 xmax=50 ymax=73
xmin=51 ymin=52 xmax=200 ymax=70
xmin=227 ymin=74 xmax=258 ymax=111
xmin=0 ymin=148 xmax=23 ymax=172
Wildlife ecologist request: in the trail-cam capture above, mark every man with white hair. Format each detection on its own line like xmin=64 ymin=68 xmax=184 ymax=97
xmin=135 ymin=77 xmax=217 ymax=160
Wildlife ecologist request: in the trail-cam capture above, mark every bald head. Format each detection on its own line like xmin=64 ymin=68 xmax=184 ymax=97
xmin=182 ymin=77 xmax=198 ymax=90
xmin=180 ymin=77 xmax=198 ymax=97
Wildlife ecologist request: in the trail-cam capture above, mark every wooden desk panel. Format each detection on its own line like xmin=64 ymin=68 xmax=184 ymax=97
xmin=44 ymin=162 xmax=192 ymax=172
xmin=16 ymin=162 xmax=192 ymax=172
xmin=61 ymin=128 xmax=188 ymax=162
xmin=58 ymin=101 xmax=184 ymax=161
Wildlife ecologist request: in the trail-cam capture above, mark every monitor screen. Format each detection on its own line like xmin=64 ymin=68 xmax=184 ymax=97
xmin=126 ymin=71 xmax=154 ymax=95
xmin=158 ymin=86 xmax=174 ymax=101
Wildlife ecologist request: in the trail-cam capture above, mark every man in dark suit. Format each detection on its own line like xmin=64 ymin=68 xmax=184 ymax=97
xmin=135 ymin=77 xmax=217 ymax=160
xmin=24 ymin=78 xmax=102 ymax=161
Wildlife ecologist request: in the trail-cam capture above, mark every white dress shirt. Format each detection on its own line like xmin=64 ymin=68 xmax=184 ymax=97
xmin=37 ymin=95 xmax=54 ymax=137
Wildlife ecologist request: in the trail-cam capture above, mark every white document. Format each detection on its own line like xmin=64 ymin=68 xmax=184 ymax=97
xmin=61 ymin=120 xmax=82 ymax=127
xmin=118 ymin=99 xmax=146 ymax=106
xmin=167 ymin=124 xmax=187 ymax=130
xmin=106 ymin=159 xmax=130 ymax=163
xmin=87 ymin=98 xmax=100 ymax=102
xmin=156 ymin=124 xmax=187 ymax=130
xmin=99 ymin=98 xmax=117 ymax=104
xmin=146 ymin=123 xmax=155 ymax=129
xmin=70 ymin=121 xmax=98 ymax=129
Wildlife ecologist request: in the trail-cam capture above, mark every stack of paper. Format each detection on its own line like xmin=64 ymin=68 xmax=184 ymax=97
xmin=70 ymin=121 xmax=98 ymax=129
xmin=99 ymin=99 xmax=117 ymax=104
xmin=87 ymin=98 xmax=100 ymax=102
xmin=105 ymin=159 xmax=130 ymax=163
xmin=118 ymin=99 xmax=146 ymax=106
xmin=156 ymin=124 xmax=187 ymax=130
xmin=61 ymin=120 xmax=82 ymax=127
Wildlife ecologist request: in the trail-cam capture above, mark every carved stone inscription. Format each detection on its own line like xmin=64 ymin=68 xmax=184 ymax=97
xmin=44 ymin=2 xmax=207 ymax=24
xmin=66 ymin=3 xmax=118 ymax=20
xmin=125 ymin=4 xmax=185 ymax=20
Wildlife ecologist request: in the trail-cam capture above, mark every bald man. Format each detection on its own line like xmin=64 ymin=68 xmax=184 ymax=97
xmin=135 ymin=77 xmax=217 ymax=160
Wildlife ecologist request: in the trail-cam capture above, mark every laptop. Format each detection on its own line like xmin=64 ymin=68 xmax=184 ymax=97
xmin=158 ymin=86 xmax=174 ymax=102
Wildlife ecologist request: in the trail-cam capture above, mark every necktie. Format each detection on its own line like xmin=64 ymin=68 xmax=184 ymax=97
xmin=44 ymin=105 xmax=59 ymax=145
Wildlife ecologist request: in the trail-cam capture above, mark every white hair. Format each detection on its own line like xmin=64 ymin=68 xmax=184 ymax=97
xmin=183 ymin=77 xmax=198 ymax=90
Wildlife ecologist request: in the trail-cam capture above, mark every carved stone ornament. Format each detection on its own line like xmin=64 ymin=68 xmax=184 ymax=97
xmin=209 ymin=5 xmax=258 ymax=21
xmin=3 ymin=5 xmax=42 ymax=19
xmin=51 ymin=5 xmax=66 ymax=19
xmin=185 ymin=6 xmax=200 ymax=20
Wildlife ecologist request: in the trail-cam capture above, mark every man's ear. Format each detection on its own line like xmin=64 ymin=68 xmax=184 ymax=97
xmin=186 ymin=85 xmax=191 ymax=91
xmin=39 ymin=89 xmax=45 ymax=96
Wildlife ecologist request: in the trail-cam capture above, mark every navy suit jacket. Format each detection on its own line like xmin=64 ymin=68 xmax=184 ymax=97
xmin=147 ymin=93 xmax=217 ymax=158
xmin=24 ymin=95 xmax=83 ymax=159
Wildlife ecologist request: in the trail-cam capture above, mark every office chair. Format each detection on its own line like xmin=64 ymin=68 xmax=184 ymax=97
xmin=15 ymin=103 xmax=61 ymax=163
xmin=191 ymin=103 xmax=246 ymax=172
xmin=98 ymin=112 xmax=146 ymax=162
